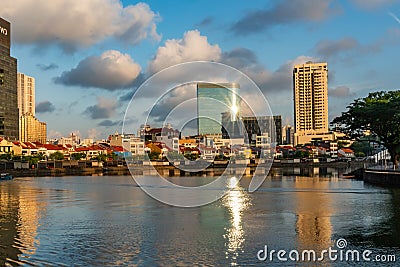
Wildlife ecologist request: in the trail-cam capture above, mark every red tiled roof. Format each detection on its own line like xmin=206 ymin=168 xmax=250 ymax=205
xmin=75 ymin=145 xmax=106 ymax=152
xmin=341 ymin=148 xmax=354 ymax=153
xmin=23 ymin=142 xmax=37 ymax=149
xmin=111 ymin=146 xmax=126 ymax=152
xmin=43 ymin=144 xmax=63 ymax=150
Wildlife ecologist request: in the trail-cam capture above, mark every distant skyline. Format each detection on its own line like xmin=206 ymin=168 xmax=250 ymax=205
xmin=3 ymin=0 xmax=400 ymax=139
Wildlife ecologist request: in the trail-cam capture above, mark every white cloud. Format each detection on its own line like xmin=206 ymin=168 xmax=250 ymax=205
xmin=329 ymin=86 xmax=355 ymax=98
xmin=2 ymin=0 xmax=160 ymax=52
xmin=242 ymin=55 xmax=317 ymax=93
xmin=83 ymin=97 xmax=118 ymax=119
xmin=87 ymin=128 xmax=101 ymax=139
xmin=55 ymin=50 xmax=141 ymax=90
xmin=148 ymin=30 xmax=221 ymax=73
xmin=48 ymin=130 xmax=62 ymax=139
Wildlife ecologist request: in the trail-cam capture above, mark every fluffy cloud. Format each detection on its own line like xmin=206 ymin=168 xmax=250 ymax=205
xmin=83 ymin=97 xmax=118 ymax=119
xmin=148 ymin=30 xmax=221 ymax=73
xmin=48 ymin=130 xmax=62 ymax=139
xmin=231 ymin=0 xmax=340 ymax=35
xmin=221 ymin=48 xmax=259 ymax=69
xmin=87 ymin=128 xmax=101 ymax=139
xmin=147 ymin=84 xmax=197 ymax=123
xmin=2 ymin=0 xmax=160 ymax=52
xmin=54 ymin=50 xmax=141 ymax=90
xmin=329 ymin=86 xmax=354 ymax=98
xmin=314 ymin=38 xmax=359 ymax=59
xmin=222 ymin=49 xmax=316 ymax=93
xmin=36 ymin=101 xmax=56 ymax=113
xmin=97 ymin=119 xmax=121 ymax=127
xmin=313 ymin=37 xmax=384 ymax=62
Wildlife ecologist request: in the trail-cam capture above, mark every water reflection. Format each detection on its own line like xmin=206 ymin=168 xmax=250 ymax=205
xmin=0 ymin=181 xmax=44 ymax=266
xmin=0 ymin=174 xmax=399 ymax=266
xmin=223 ymin=177 xmax=250 ymax=266
xmin=294 ymin=176 xmax=334 ymax=252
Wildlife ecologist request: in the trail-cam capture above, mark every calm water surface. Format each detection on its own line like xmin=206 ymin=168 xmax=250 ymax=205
xmin=0 ymin=168 xmax=399 ymax=266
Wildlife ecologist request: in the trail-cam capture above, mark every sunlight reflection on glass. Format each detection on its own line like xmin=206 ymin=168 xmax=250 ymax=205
xmin=223 ymin=178 xmax=250 ymax=266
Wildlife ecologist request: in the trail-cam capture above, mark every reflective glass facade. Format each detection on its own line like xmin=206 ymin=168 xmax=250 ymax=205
xmin=197 ymin=83 xmax=240 ymax=135
xmin=0 ymin=18 xmax=18 ymax=140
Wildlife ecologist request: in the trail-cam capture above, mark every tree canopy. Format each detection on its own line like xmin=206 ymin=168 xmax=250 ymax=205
xmin=49 ymin=151 xmax=65 ymax=160
xmin=332 ymin=90 xmax=400 ymax=165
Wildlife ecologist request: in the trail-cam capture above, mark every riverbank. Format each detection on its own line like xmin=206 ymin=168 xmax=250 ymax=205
xmin=4 ymin=160 xmax=366 ymax=178
xmin=363 ymin=168 xmax=400 ymax=187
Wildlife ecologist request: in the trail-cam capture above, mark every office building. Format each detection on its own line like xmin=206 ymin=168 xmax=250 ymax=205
xmin=293 ymin=62 xmax=332 ymax=145
xmin=221 ymin=111 xmax=243 ymax=139
xmin=17 ymin=73 xmax=35 ymax=116
xmin=0 ymin=17 xmax=18 ymax=140
xmin=242 ymin=115 xmax=282 ymax=146
xmin=282 ymin=125 xmax=295 ymax=145
xmin=19 ymin=113 xmax=47 ymax=143
xmin=197 ymin=83 xmax=240 ymax=135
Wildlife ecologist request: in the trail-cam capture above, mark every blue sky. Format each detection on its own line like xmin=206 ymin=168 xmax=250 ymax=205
xmin=3 ymin=0 xmax=400 ymax=139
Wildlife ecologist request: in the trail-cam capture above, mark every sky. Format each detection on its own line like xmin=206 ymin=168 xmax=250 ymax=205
xmin=2 ymin=0 xmax=400 ymax=140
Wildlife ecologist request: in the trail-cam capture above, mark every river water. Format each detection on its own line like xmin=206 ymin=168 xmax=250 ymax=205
xmin=0 ymin=168 xmax=399 ymax=266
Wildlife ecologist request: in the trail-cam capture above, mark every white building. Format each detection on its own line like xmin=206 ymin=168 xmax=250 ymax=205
xmin=122 ymin=136 xmax=145 ymax=156
xmin=17 ymin=73 xmax=35 ymax=117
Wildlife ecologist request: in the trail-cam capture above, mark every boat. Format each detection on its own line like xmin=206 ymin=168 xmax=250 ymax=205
xmin=0 ymin=173 xmax=13 ymax=181
xmin=342 ymin=174 xmax=355 ymax=179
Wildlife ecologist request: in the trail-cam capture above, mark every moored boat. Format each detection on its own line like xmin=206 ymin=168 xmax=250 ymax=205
xmin=0 ymin=173 xmax=13 ymax=181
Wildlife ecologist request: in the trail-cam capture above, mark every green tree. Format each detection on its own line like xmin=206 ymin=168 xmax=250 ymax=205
xmin=350 ymin=141 xmax=370 ymax=156
xmin=49 ymin=151 xmax=64 ymax=160
xmin=0 ymin=153 xmax=12 ymax=160
xmin=109 ymin=152 xmax=118 ymax=160
xmin=355 ymin=152 xmax=366 ymax=158
xmin=92 ymin=153 xmax=108 ymax=162
xmin=332 ymin=90 xmax=400 ymax=165
xmin=148 ymin=152 xmax=161 ymax=160
xmin=294 ymin=150 xmax=310 ymax=158
xmin=37 ymin=152 xmax=46 ymax=160
xmin=71 ymin=152 xmax=87 ymax=160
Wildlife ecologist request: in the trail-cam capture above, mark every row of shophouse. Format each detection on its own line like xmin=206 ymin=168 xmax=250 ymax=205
xmin=0 ymin=125 xmax=356 ymax=162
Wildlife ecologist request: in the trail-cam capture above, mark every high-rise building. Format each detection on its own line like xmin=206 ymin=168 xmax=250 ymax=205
xmin=293 ymin=62 xmax=328 ymax=133
xmin=19 ymin=113 xmax=47 ymax=143
xmin=0 ymin=17 xmax=18 ymax=140
xmin=17 ymin=73 xmax=35 ymax=117
xmin=221 ymin=111 xmax=243 ymax=139
xmin=197 ymin=83 xmax=240 ymax=135
xmin=17 ymin=72 xmax=47 ymax=143
xmin=282 ymin=125 xmax=295 ymax=145
xmin=241 ymin=115 xmax=281 ymax=146
xmin=293 ymin=62 xmax=333 ymax=145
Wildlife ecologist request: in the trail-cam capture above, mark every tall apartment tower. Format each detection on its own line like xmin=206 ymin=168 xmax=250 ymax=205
xmin=0 ymin=17 xmax=19 ymax=140
xmin=17 ymin=73 xmax=47 ymax=143
xmin=17 ymin=73 xmax=35 ymax=116
xmin=293 ymin=62 xmax=328 ymax=133
xmin=293 ymin=62 xmax=332 ymax=145
xmin=19 ymin=114 xmax=47 ymax=143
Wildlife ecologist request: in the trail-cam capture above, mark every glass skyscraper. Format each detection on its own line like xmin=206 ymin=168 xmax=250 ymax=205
xmin=197 ymin=83 xmax=240 ymax=135
xmin=0 ymin=17 xmax=18 ymax=140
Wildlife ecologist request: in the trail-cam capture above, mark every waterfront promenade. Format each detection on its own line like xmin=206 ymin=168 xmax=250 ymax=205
xmin=1 ymin=160 xmax=366 ymax=178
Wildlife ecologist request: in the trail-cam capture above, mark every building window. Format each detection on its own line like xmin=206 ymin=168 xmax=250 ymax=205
xmin=0 ymin=69 xmax=4 ymax=86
